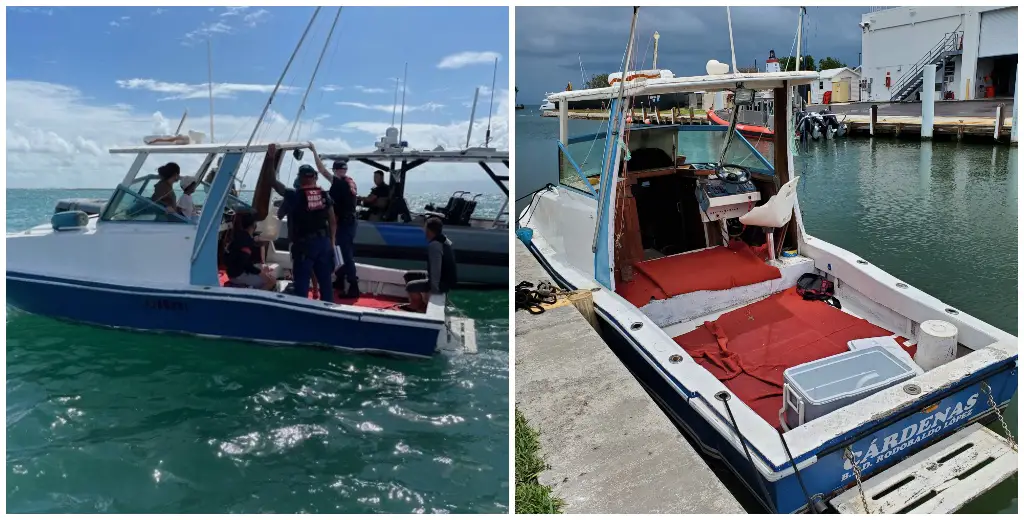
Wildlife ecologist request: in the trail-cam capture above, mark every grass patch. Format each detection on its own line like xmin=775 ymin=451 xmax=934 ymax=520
xmin=515 ymin=408 xmax=564 ymax=514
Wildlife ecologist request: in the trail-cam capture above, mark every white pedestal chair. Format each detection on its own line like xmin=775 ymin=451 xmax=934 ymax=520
xmin=739 ymin=176 xmax=800 ymax=261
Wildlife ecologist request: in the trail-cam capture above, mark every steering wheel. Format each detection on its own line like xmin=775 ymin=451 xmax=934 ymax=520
xmin=717 ymin=164 xmax=751 ymax=184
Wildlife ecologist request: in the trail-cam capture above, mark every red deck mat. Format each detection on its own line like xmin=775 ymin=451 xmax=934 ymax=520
xmin=217 ymin=270 xmax=411 ymax=311
xmin=617 ymin=242 xmax=781 ymax=306
xmin=673 ymin=287 xmax=910 ymax=429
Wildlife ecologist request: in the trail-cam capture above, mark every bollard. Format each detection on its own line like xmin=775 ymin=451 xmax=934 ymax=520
xmin=994 ymin=104 xmax=1004 ymax=141
xmin=870 ymin=104 xmax=878 ymax=137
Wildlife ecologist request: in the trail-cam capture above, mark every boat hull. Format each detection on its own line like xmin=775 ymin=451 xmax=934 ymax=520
xmin=524 ymin=239 xmax=1017 ymax=513
xmin=7 ymin=271 xmax=443 ymax=358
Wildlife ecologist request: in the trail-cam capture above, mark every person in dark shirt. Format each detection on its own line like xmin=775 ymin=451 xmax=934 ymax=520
xmin=308 ymin=142 xmax=359 ymax=298
xmin=361 ymin=170 xmax=391 ymax=221
xmin=402 ymin=217 xmax=457 ymax=312
xmin=288 ymin=164 xmax=337 ymax=301
xmin=226 ymin=212 xmax=275 ymax=290
xmin=151 ymin=162 xmax=181 ymax=214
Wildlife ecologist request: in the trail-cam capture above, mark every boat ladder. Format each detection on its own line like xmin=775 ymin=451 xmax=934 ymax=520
xmin=830 ymin=423 xmax=1017 ymax=514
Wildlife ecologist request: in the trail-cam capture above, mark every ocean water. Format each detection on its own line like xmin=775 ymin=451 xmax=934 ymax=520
xmin=5 ymin=189 xmax=509 ymax=513
xmin=516 ymin=107 xmax=1018 ymax=513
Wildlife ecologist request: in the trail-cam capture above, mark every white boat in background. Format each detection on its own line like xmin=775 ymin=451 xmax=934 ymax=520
xmin=539 ymin=94 xmax=556 ymax=111
xmin=517 ymin=6 xmax=1016 ymax=514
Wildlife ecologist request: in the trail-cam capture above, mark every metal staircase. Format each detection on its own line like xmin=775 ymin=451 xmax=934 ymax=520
xmin=889 ymin=26 xmax=963 ymax=103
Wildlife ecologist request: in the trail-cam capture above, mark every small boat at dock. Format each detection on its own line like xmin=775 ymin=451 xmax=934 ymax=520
xmin=518 ymin=7 xmax=1016 ymax=514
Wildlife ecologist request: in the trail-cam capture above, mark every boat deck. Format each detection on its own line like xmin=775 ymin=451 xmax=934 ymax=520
xmin=670 ymin=286 xmax=912 ymax=429
xmin=217 ymin=271 xmax=413 ymax=311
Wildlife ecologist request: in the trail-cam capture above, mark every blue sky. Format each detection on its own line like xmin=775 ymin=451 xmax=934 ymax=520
xmin=6 ymin=6 xmax=510 ymax=189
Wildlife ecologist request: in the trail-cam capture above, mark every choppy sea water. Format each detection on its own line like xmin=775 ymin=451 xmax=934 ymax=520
xmin=6 ymin=189 xmax=509 ymax=513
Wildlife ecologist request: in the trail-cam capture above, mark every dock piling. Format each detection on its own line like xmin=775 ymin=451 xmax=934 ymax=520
xmin=921 ymin=65 xmax=936 ymax=140
xmin=994 ymin=104 xmax=1004 ymax=142
xmin=870 ymin=104 xmax=878 ymax=137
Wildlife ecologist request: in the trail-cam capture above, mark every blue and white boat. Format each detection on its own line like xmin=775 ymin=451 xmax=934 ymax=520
xmin=7 ymin=141 xmax=476 ymax=358
xmin=517 ymin=7 xmax=1016 ymax=514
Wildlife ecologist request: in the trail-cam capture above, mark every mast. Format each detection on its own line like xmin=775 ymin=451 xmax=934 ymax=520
xmin=391 ymin=77 xmax=400 ymax=126
xmin=289 ymin=6 xmax=342 ymax=142
xmin=207 ymin=40 xmax=215 ymax=142
xmin=592 ymin=6 xmax=640 ymax=291
xmin=485 ymin=56 xmax=498 ymax=148
xmin=653 ymin=31 xmax=660 ymax=69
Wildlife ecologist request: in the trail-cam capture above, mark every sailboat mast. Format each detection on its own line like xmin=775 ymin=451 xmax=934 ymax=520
xmin=207 ymin=40 xmax=215 ymax=142
xmin=485 ymin=56 xmax=498 ymax=148
xmin=652 ymin=31 xmax=660 ymax=69
xmin=289 ymin=7 xmax=342 ymax=142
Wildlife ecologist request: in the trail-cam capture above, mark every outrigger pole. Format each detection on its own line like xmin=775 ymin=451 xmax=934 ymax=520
xmin=289 ymin=7 xmax=342 ymax=142
xmin=192 ymin=7 xmax=321 ymax=264
xmin=485 ymin=56 xmax=498 ymax=148
xmin=207 ymin=40 xmax=215 ymax=142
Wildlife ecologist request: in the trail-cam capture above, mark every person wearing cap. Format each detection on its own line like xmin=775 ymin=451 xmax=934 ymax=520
xmin=177 ymin=176 xmax=199 ymax=221
xmin=288 ymin=163 xmax=337 ymax=302
xmin=361 ymin=170 xmax=391 ymax=221
xmin=309 ymin=142 xmax=359 ymax=298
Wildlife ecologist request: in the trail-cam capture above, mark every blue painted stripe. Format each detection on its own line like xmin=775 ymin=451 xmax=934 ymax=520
xmin=556 ymin=140 xmax=597 ymax=197
xmin=7 ymin=273 xmax=440 ymax=357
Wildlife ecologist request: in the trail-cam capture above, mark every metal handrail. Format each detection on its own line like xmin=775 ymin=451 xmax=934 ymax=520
xmin=890 ymin=26 xmax=962 ymax=100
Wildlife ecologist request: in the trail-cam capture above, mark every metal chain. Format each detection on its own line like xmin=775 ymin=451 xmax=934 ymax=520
xmin=981 ymin=382 xmax=1017 ymax=452
xmin=844 ymin=447 xmax=872 ymax=514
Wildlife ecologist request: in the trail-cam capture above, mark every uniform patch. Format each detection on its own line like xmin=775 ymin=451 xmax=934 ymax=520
xmin=305 ymin=189 xmax=325 ymax=210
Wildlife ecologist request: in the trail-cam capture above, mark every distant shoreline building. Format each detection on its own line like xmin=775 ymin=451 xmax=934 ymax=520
xmin=859 ymin=6 xmax=1017 ymax=102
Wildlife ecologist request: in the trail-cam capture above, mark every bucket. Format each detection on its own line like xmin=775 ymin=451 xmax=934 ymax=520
xmin=914 ymin=320 xmax=958 ymax=371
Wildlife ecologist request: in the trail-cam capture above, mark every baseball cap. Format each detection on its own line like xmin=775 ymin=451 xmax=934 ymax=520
xmin=178 ymin=175 xmax=198 ymax=190
xmin=298 ymin=164 xmax=317 ymax=177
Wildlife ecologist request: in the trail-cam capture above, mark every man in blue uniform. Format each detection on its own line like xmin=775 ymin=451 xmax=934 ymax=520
xmin=309 ymin=142 xmax=359 ymax=298
xmin=288 ymin=164 xmax=337 ymax=302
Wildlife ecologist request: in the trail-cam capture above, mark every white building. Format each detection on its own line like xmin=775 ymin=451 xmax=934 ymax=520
xmin=860 ymin=6 xmax=1017 ymax=102
xmin=809 ymin=67 xmax=863 ymax=104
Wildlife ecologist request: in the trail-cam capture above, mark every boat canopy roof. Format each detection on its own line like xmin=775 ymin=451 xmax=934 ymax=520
xmin=547 ymin=71 xmax=820 ymax=102
xmin=320 ymin=147 xmax=509 ymax=164
xmin=109 ymin=142 xmax=311 ymax=155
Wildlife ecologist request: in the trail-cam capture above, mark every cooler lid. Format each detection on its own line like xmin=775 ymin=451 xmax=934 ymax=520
xmin=783 ymin=345 xmax=917 ymax=405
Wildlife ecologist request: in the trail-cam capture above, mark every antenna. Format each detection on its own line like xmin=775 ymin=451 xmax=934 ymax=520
xmin=175 ymin=109 xmax=188 ymax=135
xmin=207 ymin=40 xmax=215 ymax=142
xmin=726 ymin=7 xmax=738 ymax=74
xmin=795 ymin=6 xmax=805 ymax=71
xmin=466 ymin=87 xmax=479 ymax=149
xmin=391 ymin=76 xmax=400 ymax=126
xmin=289 ymin=6 xmax=342 ymax=141
xmin=578 ymin=53 xmax=587 ymax=85
xmin=398 ymin=62 xmax=408 ymax=145
xmin=485 ymin=56 xmax=498 ymax=148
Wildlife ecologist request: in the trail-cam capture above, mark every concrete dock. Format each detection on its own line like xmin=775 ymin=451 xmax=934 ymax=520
xmin=515 ymin=240 xmax=745 ymax=514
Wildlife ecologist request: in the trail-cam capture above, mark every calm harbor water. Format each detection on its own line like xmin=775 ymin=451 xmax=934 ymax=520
xmin=5 ymin=190 xmax=509 ymax=513
xmin=516 ymin=107 xmax=1018 ymax=513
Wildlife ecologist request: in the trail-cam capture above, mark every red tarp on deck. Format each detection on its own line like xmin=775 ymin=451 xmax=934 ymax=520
xmin=673 ymin=287 xmax=912 ymax=428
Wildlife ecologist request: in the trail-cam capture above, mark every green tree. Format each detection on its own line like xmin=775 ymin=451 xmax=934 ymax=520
xmin=583 ymin=73 xmax=610 ymax=90
xmin=817 ymin=56 xmax=847 ymax=71
xmin=779 ymin=55 xmax=815 ymax=72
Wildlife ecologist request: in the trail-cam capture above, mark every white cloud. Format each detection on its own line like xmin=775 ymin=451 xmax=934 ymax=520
xmin=120 ymin=15 xmax=130 ymax=21
xmin=6 ymin=80 xmax=355 ymax=189
xmin=6 ymin=80 xmax=506 ymax=190
xmin=109 ymin=20 xmax=119 ymax=27
xmin=116 ymin=78 xmax=299 ymax=100
xmin=336 ymin=101 xmax=445 ymax=114
xmin=321 ymin=84 xmax=343 ymax=92
xmin=183 ymin=21 xmax=232 ymax=44
xmin=354 ymin=86 xmax=388 ymax=94
xmin=152 ymin=8 xmax=166 ymax=15
xmin=220 ymin=6 xmax=251 ymax=17
xmin=242 ymin=9 xmax=269 ymax=27
xmin=437 ymin=51 xmax=502 ymax=69
xmin=10 ymin=7 xmax=53 ymax=16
